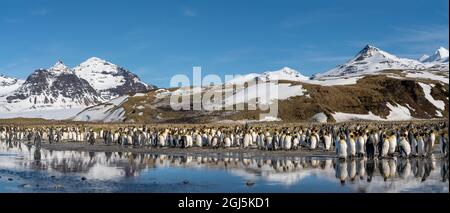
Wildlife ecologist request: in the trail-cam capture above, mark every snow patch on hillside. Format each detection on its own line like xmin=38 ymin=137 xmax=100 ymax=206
xmin=305 ymin=76 xmax=363 ymax=86
xmin=0 ymin=75 xmax=24 ymax=96
xmin=418 ymin=83 xmax=445 ymax=112
xmin=332 ymin=111 xmax=384 ymax=122
xmin=386 ymin=103 xmax=412 ymax=120
xmin=310 ymin=112 xmax=328 ymax=123
xmin=405 ymin=71 xmax=449 ymax=84
xmin=0 ymin=108 xmax=85 ymax=120
xmin=227 ymin=67 xmax=309 ymax=85
xmin=223 ymin=83 xmax=306 ymax=106
xmin=260 ymin=116 xmax=281 ymax=122
xmin=73 ymin=96 xmax=128 ymax=122
xmin=332 ymin=103 xmax=413 ymax=122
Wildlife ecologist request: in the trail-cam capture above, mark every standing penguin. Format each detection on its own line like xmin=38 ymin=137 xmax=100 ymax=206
xmin=309 ymin=131 xmax=317 ymax=150
xmin=425 ymin=131 xmax=436 ymax=157
xmin=195 ymin=131 xmax=203 ymax=147
xmin=380 ymin=134 xmax=390 ymax=158
xmin=251 ymin=130 xmax=257 ymax=146
xmin=232 ymin=132 xmax=241 ymax=147
xmin=388 ymin=132 xmax=397 ymax=157
xmin=265 ymin=133 xmax=273 ymax=151
xmin=34 ymin=131 xmax=42 ymax=150
xmin=323 ymin=131 xmax=332 ymax=151
xmin=202 ymin=132 xmax=209 ymax=147
xmin=158 ymin=132 xmax=166 ymax=147
xmin=224 ymin=133 xmax=231 ymax=148
xmin=243 ymin=132 xmax=252 ymax=148
xmin=48 ymin=128 xmax=54 ymax=144
xmin=272 ymin=131 xmax=280 ymax=150
xmin=366 ymin=131 xmax=376 ymax=159
xmin=356 ymin=132 xmax=366 ymax=157
xmin=132 ymin=131 xmax=140 ymax=147
xmin=398 ymin=134 xmax=411 ymax=158
xmin=337 ymin=135 xmax=348 ymax=159
xmin=417 ymin=133 xmax=426 ymax=157
xmin=257 ymin=131 xmax=265 ymax=150
xmin=410 ymin=132 xmax=418 ymax=157
xmin=211 ymin=135 xmax=219 ymax=148
xmin=88 ymin=130 xmax=95 ymax=146
xmin=284 ymin=132 xmax=292 ymax=151
xmin=185 ymin=132 xmax=193 ymax=148
xmin=347 ymin=133 xmax=356 ymax=158
xmin=292 ymin=134 xmax=300 ymax=150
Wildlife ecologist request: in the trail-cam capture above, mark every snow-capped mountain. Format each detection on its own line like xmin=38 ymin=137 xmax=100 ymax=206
xmin=422 ymin=47 xmax=449 ymax=63
xmin=418 ymin=54 xmax=430 ymax=62
xmin=1 ymin=45 xmax=448 ymax=122
xmin=227 ymin=67 xmax=309 ymax=85
xmin=0 ymin=75 xmax=24 ymax=97
xmin=2 ymin=60 xmax=102 ymax=113
xmin=420 ymin=47 xmax=449 ymax=71
xmin=315 ymin=45 xmax=425 ymax=78
xmin=75 ymin=70 xmax=448 ymax=123
xmin=74 ymin=57 xmax=155 ymax=100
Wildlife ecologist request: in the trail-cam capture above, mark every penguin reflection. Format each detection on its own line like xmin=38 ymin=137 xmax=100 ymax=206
xmin=335 ymin=159 xmax=348 ymax=185
xmin=89 ymin=151 xmax=96 ymax=162
xmin=441 ymin=159 xmax=449 ymax=182
xmin=413 ymin=158 xmax=433 ymax=182
xmin=105 ymin=152 xmax=112 ymax=162
xmin=34 ymin=147 xmax=41 ymax=161
xmin=357 ymin=157 xmax=366 ymax=180
xmin=366 ymin=159 xmax=376 ymax=182
xmin=414 ymin=158 xmax=425 ymax=179
xmin=380 ymin=159 xmax=391 ymax=181
xmin=389 ymin=158 xmax=397 ymax=179
xmin=397 ymin=158 xmax=411 ymax=179
xmin=348 ymin=159 xmax=357 ymax=183
xmin=421 ymin=158 xmax=433 ymax=182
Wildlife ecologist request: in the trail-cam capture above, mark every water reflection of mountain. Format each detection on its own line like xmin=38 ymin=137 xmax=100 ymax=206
xmin=0 ymin=141 xmax=448 ymax=192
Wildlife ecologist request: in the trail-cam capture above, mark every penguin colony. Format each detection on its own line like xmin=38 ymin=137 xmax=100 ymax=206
xmin=1 ymin=139 xmax=447 ymax=185
xmin=0 ymin=121 xmax=448 ymax=159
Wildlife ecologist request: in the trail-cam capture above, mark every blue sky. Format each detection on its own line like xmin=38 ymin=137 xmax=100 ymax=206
xmin=0 ymin=0 xmax=448 ymax=87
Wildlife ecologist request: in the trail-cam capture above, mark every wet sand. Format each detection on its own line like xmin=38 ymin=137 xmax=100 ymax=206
xmin=41 ymin=140 xmax=336 ymax=158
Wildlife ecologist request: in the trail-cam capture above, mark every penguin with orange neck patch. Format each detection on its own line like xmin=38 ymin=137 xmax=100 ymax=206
xmin=347 ymin=133 xmax=356 ymax=158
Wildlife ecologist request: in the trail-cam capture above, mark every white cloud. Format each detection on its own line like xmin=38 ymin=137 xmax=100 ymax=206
xmin=3 ymin=18 xmax=22 ymax=24
xmin=183 ymin=8 xmax=196 ymax=17
xmin=32 ymin=9 xmax=50 ymax=16
xmin=388 ymin=25 xmax=449 ymax=44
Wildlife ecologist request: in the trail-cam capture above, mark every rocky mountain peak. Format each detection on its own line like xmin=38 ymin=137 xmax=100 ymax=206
xmin=263 ymin=67 xmax=310 ymax=81
xmin=359 ymin=44 xmax=380 ymax=53
xmin=426 ymin=47 xmax=449 ymax=63
xmin=74 ymin=57 xmax=154 ymax=99
xmin=315 ymin=45 xmax=425 ymax=78
xmin=78 ymin=57 xmax=113 ymax=68
xmin=49 ymin=60 xmax=72 ymax=74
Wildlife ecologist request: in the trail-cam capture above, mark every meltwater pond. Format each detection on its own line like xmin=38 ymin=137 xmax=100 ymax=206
xmin=0 ymin=141 xmax=448 ymax=193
